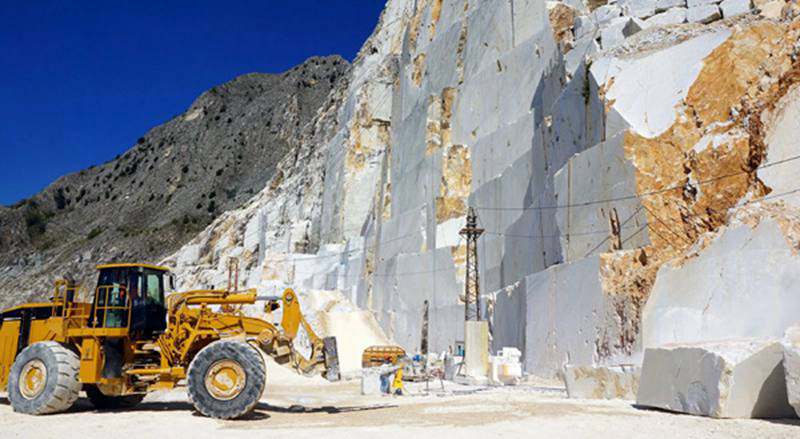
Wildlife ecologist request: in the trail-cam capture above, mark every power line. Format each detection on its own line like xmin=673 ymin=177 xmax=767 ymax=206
xmin=265 ymin=184 xmax=800 ymax=264
xmin=620 ymin=223 xmax=649 ymax=247
xmin=242 ymin=186 xmax=800 ymax=287
xmin=580 ymin=186 xmax=800 ymax=257
xmin=291 ymin=235 xmax=466 ymax=281
xmin=641 ymin=204 xmax=692 ymax=246
xmin=471 ymin=154 xmax=800 ymax=212
xmin=582 ymin=205 xmax=645 ymax=257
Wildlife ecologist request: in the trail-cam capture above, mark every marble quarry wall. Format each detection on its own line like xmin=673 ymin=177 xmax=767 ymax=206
xmin=165 ymin=0 xmax=800 ymax=377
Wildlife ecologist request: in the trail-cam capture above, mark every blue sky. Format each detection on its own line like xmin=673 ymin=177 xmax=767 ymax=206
xmin=0 ymin=1 xmax=385 ymax=205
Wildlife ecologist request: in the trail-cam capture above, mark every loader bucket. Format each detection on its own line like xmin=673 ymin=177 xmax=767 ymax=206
xmin=322 ymin=336 xmax=341 ymax=382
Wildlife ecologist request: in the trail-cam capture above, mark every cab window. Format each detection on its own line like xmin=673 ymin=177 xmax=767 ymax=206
xmin=143 ymin=270 xmax=164 ymax=305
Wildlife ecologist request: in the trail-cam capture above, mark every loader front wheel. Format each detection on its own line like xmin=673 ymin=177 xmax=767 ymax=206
xmin=8 ymin=341 xmax=81 ymax=415
xmin=85 ymin=385 xmax=145 ymax=410
xmin=187 ymin=340 xmax=265 ymax=419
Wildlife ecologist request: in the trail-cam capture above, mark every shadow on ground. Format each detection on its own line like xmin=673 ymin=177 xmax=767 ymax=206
xmin=256 ymin=402 xmax=396 ymax=415
xmin=632 ymin=404 xmax=800 ymax=426
xmin=1 ymin=395 xmax=395 ymax=421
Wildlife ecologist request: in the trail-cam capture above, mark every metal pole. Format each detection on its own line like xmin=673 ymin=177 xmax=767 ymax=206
xmin=460 ymin=207 xmax=484 ymax=322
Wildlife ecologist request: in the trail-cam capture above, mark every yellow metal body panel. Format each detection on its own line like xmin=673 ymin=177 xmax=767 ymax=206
xmin=280 ymin=289 xmax=302 ymax=339
xmin=96 ymin=263 xmax=170 ymax=272
xmin=66 ymin=327 xmax=129 ymax=338
xmin=29 ymin=317 xmax=67 ymax=344
xmin=79 ymin=338 xmax=104 ymax=383
xmin=0 ymin=320 xmax=21 ymax=389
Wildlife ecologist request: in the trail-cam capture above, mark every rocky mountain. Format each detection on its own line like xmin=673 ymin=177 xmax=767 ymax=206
xmin=0 ymin=55 xmax=349 ymax=307
xmin=167 ymin=0 xmax=800 ymax=379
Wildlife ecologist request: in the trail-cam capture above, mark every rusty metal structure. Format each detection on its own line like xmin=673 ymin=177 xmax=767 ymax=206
xmin=459 ymin=207 xmax=485 ymax=321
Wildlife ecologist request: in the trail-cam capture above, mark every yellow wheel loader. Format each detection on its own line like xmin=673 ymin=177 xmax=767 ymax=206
xmin=0 ymin=263 xmax=340 ymax=419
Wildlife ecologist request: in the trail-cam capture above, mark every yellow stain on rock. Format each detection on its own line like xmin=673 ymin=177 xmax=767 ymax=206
xmin=623 ymin=20 xmax=793 ymax=254
xmin=426 ymin=88 xmax=457 ymax=156
xmin=413 ymin=53 xmax=427 ymax=87
xmin=429 ymin=0 xmax=444 ymax=41
xmin=595 ymin=19 xmax=800 ymax=358
xmin=437 ymin=144 xmax=472 ymax=223
xmin=686 ymin=21 xmax=786 ymax=128
xmin=548 ymin=3 xmax=577 ymax=53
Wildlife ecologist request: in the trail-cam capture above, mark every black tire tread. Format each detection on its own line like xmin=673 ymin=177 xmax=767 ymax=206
xmin=186 ymin=340 xmax=265 ymax=419
xmin=8 ymin=341 xmax=81 ymax=415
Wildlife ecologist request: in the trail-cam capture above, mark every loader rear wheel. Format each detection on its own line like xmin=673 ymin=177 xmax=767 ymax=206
xmin=84 ymin=385 xmax=145 ymax=410
xmin=187 ymin=340 xmax=265 ymax=419
xmin=8 ymin=341 xmax=81 ymax=415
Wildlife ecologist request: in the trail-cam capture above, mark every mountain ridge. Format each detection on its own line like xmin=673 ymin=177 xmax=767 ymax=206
xmin=0 ymin=54 xmax=350 ymax=306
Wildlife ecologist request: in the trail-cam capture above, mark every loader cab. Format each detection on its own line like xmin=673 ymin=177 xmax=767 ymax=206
xmin=92 ymin=264 xmax=169 ymax=336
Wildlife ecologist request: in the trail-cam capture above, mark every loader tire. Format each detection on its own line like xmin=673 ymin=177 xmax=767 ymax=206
xmin=85 ymin=385 xmax=145 ymax=410
xmin=187 ymin=340 xmax=265 ymax=419
xmin=7 ymin=341 xmax=81 ymax=415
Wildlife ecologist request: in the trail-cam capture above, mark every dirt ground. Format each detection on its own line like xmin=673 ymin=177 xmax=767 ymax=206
xmin=1 ymin=377 xmax=799 ymax=438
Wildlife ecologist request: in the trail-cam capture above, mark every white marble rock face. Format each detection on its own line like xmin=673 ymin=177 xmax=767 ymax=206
xmin=636 ymin=340 xmax=796 ymax=418
xmin=642 ymin=221 xmax=800 ymax=349
xmin=783 ymin=326 xmax=800 ymax=417
xmin=164 ymin=0 xmax=798 ymax=383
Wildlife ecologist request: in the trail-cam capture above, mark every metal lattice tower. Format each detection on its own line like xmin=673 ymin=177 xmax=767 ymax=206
xmin=460 ymin=207 xmax=485 ymax=321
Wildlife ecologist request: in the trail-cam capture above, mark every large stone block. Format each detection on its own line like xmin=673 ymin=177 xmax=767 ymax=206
xmin=643 ymin=7 xmax=688 ymax=27
xmin=687 ymin=4 xmax=722 ymax=22
xmin=573 ymin=15 xmax=598 ymax=39
xmin=565 ymin=34 xmax=600 ymax=78
xmin=462 ymin=0 xmax=513 ymax=80
xmin=758 ymin=86 xmax=800 ymax=209
xmin=470 ymin=114 xmax=535 ymax=188
xmin=490 ymin=279 xmax=527 ymax=355
xmin=424 ymin=22 xmax=464 ymax=94
xmin=370 ymin=246 xmax=464 ymax=354
xmin=600 ymin=17 xmax=642 ymax=50
xmin=564 ymin=365 xmax=641 ymax=400
xmin=784 ymin=326 xmax=800 ymax=417
xmin=465 ymin=321 xmax=490 ymax=377
xmin=523 ymin=256 xmax=633 ymax=377
xmin=593 ymin=29 xmax=730 ymax=138
xmin=642 ymin=221 xmax=800 ymax=348
xmin=554 ymin=133 xmax=649 ymax=262
xmin=720 ymin=0 xmax=753 ymax=15
xmin=593 ymin=4 xmax=623 ymax=24
xmin=498 ymin=31 xmax=560 ymax=124
xmin=620 ymin=0 xmax=657 ymax=18
xmin=511 ymin=0 xmax=550 ymax=45
xmin=758 ymin=0 xmax=786 ymax=18
xmin=656 ymin=0 xmax=687 ymax=11
xmin=636 ymin=340 xmax=795 ymax=418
